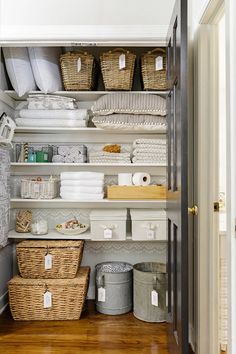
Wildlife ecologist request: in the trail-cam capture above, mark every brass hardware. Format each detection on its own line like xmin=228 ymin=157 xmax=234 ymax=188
xmin=214 ymin=202 xmax=220 ymax=212
xmin=188 ymin=205 xmax=198 ymax=216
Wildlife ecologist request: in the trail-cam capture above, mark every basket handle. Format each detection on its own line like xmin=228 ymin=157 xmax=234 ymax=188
xmin=153 ymin=275 xmax=159 ymax=291
xmin=108 ymin=48 xmax=130 ymax=54
xmin=147 ymin=48 xmax=166 ymax=55
xmin=97 ymin=274 xmax=105 ymax=288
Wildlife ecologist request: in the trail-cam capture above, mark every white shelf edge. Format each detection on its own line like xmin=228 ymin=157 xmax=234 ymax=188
xmin=10 ymin=162 xmax=167 ymax=167
xmin=5 ymin=90 xmax=169 ymax=101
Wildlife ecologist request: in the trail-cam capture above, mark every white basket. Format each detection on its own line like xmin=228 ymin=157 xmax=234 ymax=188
xmin=21 ymin=178 xmax=58 ymax=199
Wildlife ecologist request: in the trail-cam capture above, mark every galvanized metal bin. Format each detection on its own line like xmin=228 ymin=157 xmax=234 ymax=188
xmin=133 ymin=262 xmax=167 ymax=322
xmin=95 ymin=261 xmax=133 ymax=315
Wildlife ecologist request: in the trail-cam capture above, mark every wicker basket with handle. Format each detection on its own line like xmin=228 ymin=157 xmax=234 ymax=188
xmin=100 ymin=48 xmax=136 ymax=91
xmin=16 ymin=240 xmax=84 ymax=279
xmin=8 ymin=266 xmax=90 ymax=321
xmin=141 ymin=48 xmax=167 ymax=91
xmin=60 ymin=51 xmax=97 ymax=91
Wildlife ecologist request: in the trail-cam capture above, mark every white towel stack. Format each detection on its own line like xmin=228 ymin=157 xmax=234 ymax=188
xmin=60 ymin=172 xmax=104 ymax=200
xmin=89 ymin=151 xmax=131 ymax=164
xmin=132 ymin=139 xmax=167 ymax=164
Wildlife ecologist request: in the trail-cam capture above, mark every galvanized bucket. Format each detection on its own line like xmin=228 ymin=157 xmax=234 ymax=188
xmin=133 ymin=262 xmax=167 ymax=322
xmin=95 ymin=261 xmax=133 ymax=315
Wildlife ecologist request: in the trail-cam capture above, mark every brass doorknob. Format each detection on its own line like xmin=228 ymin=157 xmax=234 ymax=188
xmin=188 ymin=205 xmax=198 ymax=215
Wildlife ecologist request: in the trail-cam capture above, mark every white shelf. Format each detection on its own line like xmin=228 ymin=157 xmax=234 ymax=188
xmin=11 ymin=163 xmax=166 ymax=167
xmin=10 ymin=198 xmax=166 ymax=209
xmin=8 ymin=230 xmax=91 ymax=240
xmin=6 ymin=90 xmax=169 ymax=102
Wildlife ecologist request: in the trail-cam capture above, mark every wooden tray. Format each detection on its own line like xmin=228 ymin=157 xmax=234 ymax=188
xmin=107 ymin=185 xmax=166 ymax=200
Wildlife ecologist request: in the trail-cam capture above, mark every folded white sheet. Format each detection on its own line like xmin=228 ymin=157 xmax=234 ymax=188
xmin=15 ymin=118 xmax=87 ymax=128
xmin=60 ymin=172 xmax=104 ymax=181
xmin=19 ymin=109 xmax=88 ymax=120
xmin=60 ymin=186 xmax=103 ymax=194
xmin=60 ymin=192 xmax=104 ymax=200
xmin=61 ymin=180 xmax=104 ymax=187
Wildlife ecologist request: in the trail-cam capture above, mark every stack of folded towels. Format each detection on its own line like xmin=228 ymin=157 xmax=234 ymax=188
xmin=132 ymin=139 xmax=167 ymax=164
xmin=15 ymin=94 xmax=89 ymax=128
xmin=60 ymin=172 xmax=104 ymax=200
xmin=89 ymin=144 xmax=131 ymax=164
xmin=52 ymin=145 xmax=87 ymax=163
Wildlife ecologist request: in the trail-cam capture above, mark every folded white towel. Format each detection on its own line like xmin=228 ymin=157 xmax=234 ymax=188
xmin=19 ymin=109 xmax=88 ymax=120
xmin=133 ymin=147 xmax=166 ymax=155
xmin=15 ymin=118 xmax=87 ymax=128
xmin=133 ymin=139 xmax=167 ymax=147
xmin=60 ymin=186 xmax=103 ymax=194
xmin=61 ymin=180 xmax=104 ymax=187
xmin=60 ymin=192 xmax=104 ymax=200
xmin=132 ymin=157 xmax=166 ymax=164
xmin=60 ymin=172 xmax=104 ymax=181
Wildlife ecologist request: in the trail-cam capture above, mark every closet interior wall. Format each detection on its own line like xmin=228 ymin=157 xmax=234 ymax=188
xmin=0 ymin=45 xmax=168 ymax=300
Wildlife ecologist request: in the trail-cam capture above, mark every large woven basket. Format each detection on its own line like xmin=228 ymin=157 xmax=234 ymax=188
xmin=141 ymin=48 xmax=167 ymax=91
xmin=60 ymin=51 xmax=97 ymax=91
xmin=100 ymin=48 xmax=136 ymax=91
xmin=16 ymin=240 xmax=84 ymax=279
xmin=8 ymin=267 xmax=90 ymax=321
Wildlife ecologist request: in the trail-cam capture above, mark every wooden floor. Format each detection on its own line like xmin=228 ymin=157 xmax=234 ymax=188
xmin=0 ymin=301 xmax=169 ymax=354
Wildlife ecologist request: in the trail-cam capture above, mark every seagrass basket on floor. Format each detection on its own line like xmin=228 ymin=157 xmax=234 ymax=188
xmin=141 ymin=48 xmax=168 ymax=91
xmin=60 ymin=51 xmax=97 ymax=90
xmin=100 ymin=48 xmax=136 ymax=91
xmin=16 ymin=240 xmax=84 ymax=279
xmin=8 ymin=267 xmax=90 ymax=321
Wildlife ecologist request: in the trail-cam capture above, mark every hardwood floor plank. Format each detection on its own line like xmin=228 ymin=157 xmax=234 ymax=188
xmin=0 ymin=301 xmax=169 ymax=354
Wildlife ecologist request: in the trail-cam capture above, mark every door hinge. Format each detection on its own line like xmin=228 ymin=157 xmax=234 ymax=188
xmin=214 ymin=202 xmax=220 ymax=212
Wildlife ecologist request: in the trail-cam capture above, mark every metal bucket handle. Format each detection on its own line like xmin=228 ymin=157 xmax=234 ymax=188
xmin=97 ymin=274 xmax=105 ymax=288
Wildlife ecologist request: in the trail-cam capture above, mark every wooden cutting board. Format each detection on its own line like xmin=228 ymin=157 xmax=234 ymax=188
xmin=107 ymin=185 xmax=166 ymax=200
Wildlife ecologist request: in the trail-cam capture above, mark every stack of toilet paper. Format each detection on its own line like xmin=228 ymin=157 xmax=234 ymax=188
xmin=60 ymin=172 xmax=104 ymax=200
xmin=132 ymin=138 xmax=167 ymax=164
xmin=118 ymin=172 xmax=151 ymax=186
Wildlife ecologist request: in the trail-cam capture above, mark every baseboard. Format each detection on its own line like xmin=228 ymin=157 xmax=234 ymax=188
xmin=0 ymin=291 xmax=8 ymax=314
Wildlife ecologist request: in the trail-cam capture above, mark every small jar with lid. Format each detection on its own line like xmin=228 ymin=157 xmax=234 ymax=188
xmin=31 ymin=217 xmax=48 ymax=235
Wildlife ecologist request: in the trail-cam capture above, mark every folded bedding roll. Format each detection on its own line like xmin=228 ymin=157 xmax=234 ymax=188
xmin=15 ymin=118 xmax=87 ymax=128
xmin=60 ymin=186 xmax=103 ymax=194
xmin=27 ymin=94 xmax=78 ymax=110
xmin=60 ymin=192 xmax=104 ymax=200
xmin=19 ymin=109 xmax=88 ymax=120
xmin=61 ymin=180 xmax=104 ymax=187
xmin=60 ymin=172 xmax=104 ymax=181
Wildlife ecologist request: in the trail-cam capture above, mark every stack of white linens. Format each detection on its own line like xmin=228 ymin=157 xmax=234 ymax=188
xmin=89 ymin=151 xmax=131 ymax=164
xmin=15 ymin=94 xmax=89 ymax=128
xmin=132 ymin=139 xmax=167 ymax=164
xmin=60 ymin=172 xmax=104 ymax=200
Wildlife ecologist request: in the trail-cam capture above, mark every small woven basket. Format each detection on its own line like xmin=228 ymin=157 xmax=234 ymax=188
xmin=60 ymin=51 xmax=97 ymax=91
xmin=100 ymin=48 xmax=136 ymax=91
xmin=16 ymin=240 xmax=84 ymax=279
xmin=141 ymin=48 xmax=167 ymax=91
xmin=21 ymin=178 xmax=58 ymax=199
xmin=8 ymin=267 xmax=90 ymax=321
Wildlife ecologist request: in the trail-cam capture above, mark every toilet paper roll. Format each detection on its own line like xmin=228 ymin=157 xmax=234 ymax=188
xmin=118 ymin=173 xmax=133 ymax=186
xmin=132 ymin=172 xmax=151 ymax=186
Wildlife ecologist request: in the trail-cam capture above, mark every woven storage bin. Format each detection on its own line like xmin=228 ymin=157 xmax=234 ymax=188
xmin=21 ymin=178 xmax=58 ymax=199
xmin=60 ymin=51 xmax=97 ymax=91
xmin=8 ymin=267 xmax=90 ymax=321
xmin=141 ymin=48 xmax=167 ymax=90
xmin=16 ymin=240 xmax=84 ymax=279
xmin=100 ymin=49 xmax=136 ymax=91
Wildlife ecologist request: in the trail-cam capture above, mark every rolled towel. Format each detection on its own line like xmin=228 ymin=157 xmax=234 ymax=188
xmin=60 ymin=192 xmax=104 ymax=200
xmin=52 ymin=155 xmax=65 ymax=163
xmin=19 ymin=109 xmax=89 ymax=120
xmin=60 ymin=172 xmax=104 ymax=181
xmin=58 ymin=146 xmax=70 ymax=156
xmin=61 ymin=180 xmax=104 ymax=187
xmin=60 ymin=186 xmax=103 ymax=194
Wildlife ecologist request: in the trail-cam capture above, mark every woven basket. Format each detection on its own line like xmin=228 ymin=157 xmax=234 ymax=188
xmin=16 ymin=240 xmax=84 ymax=279
xmin=21 ymin=178 xmax=58 ymax=199
xmin=60 ymin=51 xmax=97 ymax=91
xmin=100 ymin=48 xmax=136 ymax=91
xmin=8 ymin=267 xmax=90 ymax=321
xmin=141 ymin=48 xmax=167 ymax=91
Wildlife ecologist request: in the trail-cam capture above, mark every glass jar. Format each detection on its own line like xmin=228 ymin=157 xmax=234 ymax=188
xmin=31 ymin=218 xmax=48 ymax=235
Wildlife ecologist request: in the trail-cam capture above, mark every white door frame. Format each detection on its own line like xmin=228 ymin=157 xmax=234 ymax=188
xmin=195 ymin=1 xmax=224 ymax=353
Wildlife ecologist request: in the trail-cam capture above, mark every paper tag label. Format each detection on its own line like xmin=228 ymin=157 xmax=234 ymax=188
xmin=98 ymin=287 xmax=106 ymax=302
xmin=104 ymin=228 xmax=112 ymax=239
xmin=44 ymin=291 xmax=52 ymax=308
xmin=151 ymin=290 xmax=159 ymax=307
xmin=155 ymin=56 xmax=163 ymax=71
xmin=34 ymin=183 xmax=40 ymax=193
xmin=147 ymin=229 xmax=155 ymax=240
xmin=119 ymin=54 xmax=126 ymax=69
xmin=77 ymin=57 xmax=82 ymax=72
xmin=45 ymin=254 xmax=53 ymax=270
